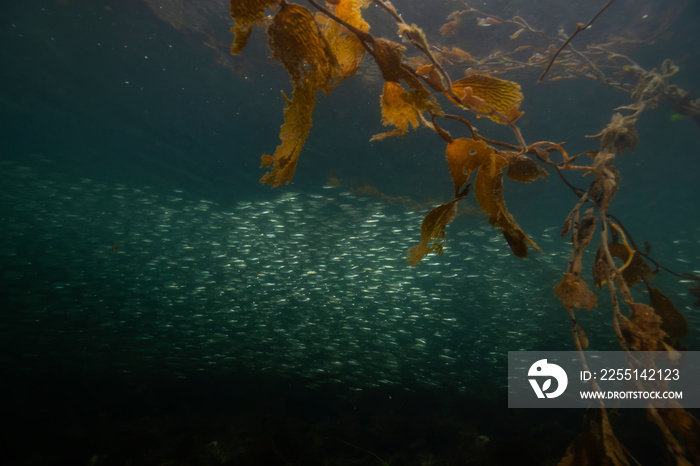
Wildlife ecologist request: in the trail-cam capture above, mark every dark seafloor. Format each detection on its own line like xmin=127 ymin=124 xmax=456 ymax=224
xmin=1 ymin=0 xmax=699 ymax=465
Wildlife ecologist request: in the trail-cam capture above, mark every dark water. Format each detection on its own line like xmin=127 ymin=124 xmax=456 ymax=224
xmin=1 ymin=1 xmax=699 ymax=465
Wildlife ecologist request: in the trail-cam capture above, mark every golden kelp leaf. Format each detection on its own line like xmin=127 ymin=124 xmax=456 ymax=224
xmin=451 ymin=75 xmax=524 ymax=124
xmin=259 ymin=82 xmax=315 ymax=186
xmin=229 ymin=0 xmax=281 ymax=54
xmin=330 ymin=0 xmax=370 ymax=28
xmin=647 ymin=284 xmax=688 ymax=340
xmin=499 ymin=151 xmax=548 ymax=183
xmin=472 ymin=146 xmax=540 ymax=257
xmin=445 ymin=138 xmax=486 ymax=196
xmin=372 ymin=38 xmax=439 ymax=110
xmin=444 ymin=138 xmax=539 ymax=257
xmin=369 ymin=39 xmax=440 ymax=138
xmin=258 ymin=1 xmax=344 ymax=187
xmin=268 ymin=2 xmax=338 ymax=90
xmin=620 ymin=303 xmax=667 ymax=351
xmin=378 ymin=81 xmax=420 ymax=136
xmin=325 ymin=35 xmax=364 ymax=80
xmin=318 ymin=0 xmax=369 ymax=80
xmin=554 ymin=273 xmax=598 ymax=311
xmin=471 ymin=145 xmax=509 ymax=217
xmin=407 ymin=198 xmax=461 ymax=266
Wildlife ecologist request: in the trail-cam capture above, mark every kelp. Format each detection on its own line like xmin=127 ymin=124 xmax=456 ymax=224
xmin=500 ymin=151 xmax=549 ymax=183
xmin=407 ymin=197 xmax=463 ymax=267
xmin=315 ymin=0 xmax=369 ymax=80
xmin=554 ymin=273 xmax=597 ymax=312
xmin=374 ymin=81 xmax=422 ymax=139
xmin=435 ymin=1 xmax=700 ymax=127
xmin=238 ymin=0 xmax=372 ymax=186
xmin=619 ymin=302 xmax=668 ymax=351
xmin=229 ymin=0 xmax=281 ymax=54
xmin=593 ymin=241 xmax=653 ymax=288
xmin=369 ymin=38 xmax=441 ymax=139
xmin=443 ymin=138 xmax=539 ymax=258
xmin=450 ymin=75 xmax=524 ymax=124
xmin=267 ymin=3 xmax=338 ymax=89
xmin=259 ymin=81 xmax=316 ymax=186
xmin=254 ymin=2 xmax=336 ymax=185
xmin=229 ymin=0 xmax=700 ymax=463
xmin=647 ymin=282 xmax=689 ymax=343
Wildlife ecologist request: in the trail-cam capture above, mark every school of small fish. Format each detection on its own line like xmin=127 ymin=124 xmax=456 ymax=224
xmin=1 ymin=160 xmax=697 ymax=391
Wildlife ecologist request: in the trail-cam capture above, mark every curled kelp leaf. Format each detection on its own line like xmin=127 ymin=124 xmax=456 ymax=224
xmin=450 ymin=75 xmax=524 ymax=124
xmin=407 ymin=197 xmax=463 ymax=266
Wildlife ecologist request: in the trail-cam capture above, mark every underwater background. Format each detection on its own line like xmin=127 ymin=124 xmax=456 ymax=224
xmin=1 ymin=0 xmax=699 ymax=464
